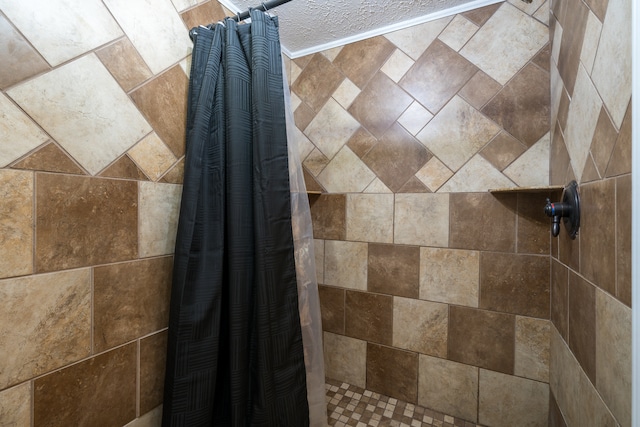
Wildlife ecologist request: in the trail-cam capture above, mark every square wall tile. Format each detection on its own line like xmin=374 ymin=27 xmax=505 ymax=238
xmin=438 ymin=154 xmax=516 ymax=193
xmin=438 ymin=15 xmax=479 ymax=52
xmin=394 ymin=193 xmax=449 ymax=247
xmin=551 ymin=259 xmax=569 ymax=340
xmin=180 ymin=1 xmax=225 ymax=30
xmin=323 ymin=332 xmax=366 ymax=388
xmin=324 ymin=240 xmax=368 ymax=291
xmin=0 ymin=382 xmax=31 ymax=426
xmin=140 ymin=331 xmax=168 ymax=414
xmin=515 ymin=317 xmax=551 ymax=382
xmin=568 ymin=271 xmax=596 ymax=383
xmin=616 ymin=175 xmax=631 ymax=306
xmin=384 ymin=17 xmax=453 ymax=61
xmin=309 ymin=194 xmax=346 ymax=240
xmin=0 ymin=14 xmax=49 ymax=89
xmin=334 ymin=36 xmax=395 ymax=89
xmin=124 ymin=407 xmax=163 ymax=427
xmin=128 ymin=132 xmax=177 ymax=181
xmin=0 ymin=170 xmax=33 ymax=279
xmin=0 ymin=93 xmax=49 ymax=167
xmin=318 ymin=285 xmax=345 ymax=334
xmin=605 ymin=101 xmax=632 ymax=178
xmin=346 ymin=194 xmax=394 ymax=243
xmin=314 ymin=239 xmax=324 ymax=284
xmin=345 ymin=290 xmax=393 ymax=345
xmin=12 ymin=142 xmax=85 ymax=175
xmin=420 ymin=247 xmax=479 ymax=307
xmin=367 ymin=343 xmax=418 ymax=403
xmin=34 ymin=343 xmax=136 ymax=427
xmin=517 ymin=192 xmax=553 ymax=255
xmin=291 ymin=53 xmax=344 ymax=111
xmin=418 ymin=355 xmax=478 ymax=422
xmin=96 ymin=38 xmax=153 ymax=92
xmin=549 ymin=391 xmax=568 ymax=427
xmin=393 ymin=297 xmax=448 ymax=357
xmin=368 ymin=244 xmax=420 ymax=298
xmin=139 ymin=182 xmax=182 ymax=258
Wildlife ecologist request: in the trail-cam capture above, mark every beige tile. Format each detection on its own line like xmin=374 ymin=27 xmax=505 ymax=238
xmin=415 ymin=157 xmax=453 ymax=192
xmin=0 ymin=269 xmax=91 ymax=389
xmin=384 ymin=17 xmax=453 ymax=60
xmin=417 ymin=96 xmax=500 ymax=172
xmin=292 ymin=125 xmax=314 ymax=161
xmin=346 ymin=194 xmax=394 ymax=243
xmin=380 ymin=48 xmax=415 ymax=83
xmin=305 ymin=98 xmax=360 ymax=159
xmin=394 ymin=194 xmax=449 ymax=247
xmin=508 ymin=0 xmax=547 ymax=15
xmin=533 ymin=1 xmax=550 ymax=25
xmin=418 ymin=355 xmax=478 ymax=422
xmin=303 ymin=148 xmax=329 ymax=176
xmin=438 ymin=155 xmax=515 ymax=193
xmin=0 ymin=170 xmax=33 ymax=279
xmin=0 ymin=0 xmax=122 ymax=66
xmin=323 ymin=332 xmax=366 ymax=388
xmin=0 ymin=382 xmax=31 ymax=426
xmin=324 ymin=240 xmax=368 ymax=291
xmin=171 ymin=0 xmax=204 ymax=12
xmin=332 ymin=78 xmax=361 ymax=109
xmin=478 ymin=369 xmax=549 ymax=427
xmin=103 ymin=0 xmax=192 ymax=74
xmin=317 ymin=147 xmax=375 ymax=193
xmin=124 ymin=406 xmax=162 ymax=427
xmin=322 ymin=46 xmax=343 ymax=62
xmin=460 ymin=4 xmax=549 ymax=84
xmin=590 ymin=0 xmax=631 ymax=128
xmin=420 ymin=247 xmax=479 ymax=307
xmin=7 ymin=55 xmax=152 ymax=175
xmin=0 ymin=93 xmax=49 ymax=167
xmin=129 ymin=133 xmax=177 ymax=181
xmin=0 ymin=14 xmax=49 ymax=89
xmin=580 ymin=11 xmax=603 ymax=74
xmin=393 ymin=297 xmax=447 ymax=357
xmin=96 ymin=38 xmax=153 ymax=92
xmin=438 ymin=15 xmax=479 ymax=52
xmin=480 ymin=131 xmax=528 ymax=171
xmin=503 ymin=133 xmax=550 ymax=187
xmin=596 ymin=289 xmax=631 ymax=427
xmin=397 ymin=102 xmax=433 ymax=136
xmin=515 ymin=317 xmax=550 ymax=382
xmin=364 ymin=178 xmax=392 ymax=193
xmin=139 ymin=182 xmax=182 ymax=257
xmin=314 ymin=239 xmax=324 ymax=284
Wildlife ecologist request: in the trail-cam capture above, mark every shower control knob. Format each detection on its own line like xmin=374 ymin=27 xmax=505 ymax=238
xmin=544 ymin=181 xmax=580 ymax=239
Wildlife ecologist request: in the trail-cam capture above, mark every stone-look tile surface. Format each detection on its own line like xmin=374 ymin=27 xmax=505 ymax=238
xmin=362 ymin=123 xmax=431 ymax=192
xmin=417 ymin=96 xmax=500 ymax=172
xmin=331 ymin=78 xmax=360 ymax=109
xmin=418 ymin=355 xmax=478 ymax=422
xmin=346 ymin=127 xmax=377 ymax=159
xmin=448 ymin=306 xmax=515 ymax=374
xmin=478 ymin=369 xmax=549 ymax=427
xmin=397 ymin=176 xmax=429 ymax=193
xmin=346 ymin=194 xmax=394 ymax=243
xmin=324 ymin=240 xmax=368 ymax=291
xmin=0 ymin=382 xmax=31 ymax=426
xmin=367 ymin=344 xmax=419 ymax=405
xmin=294 ymin=102 xmax=316 ymax=132
xmin=8 ymin=55 xmax=152 ymax=175
xmin=139 ymin=182 xmax=181 ymax=257
xmin=0 ymin=92 xmax=49 ymax=167
xmin=415 ymin=157 xmax=453 ymax=192
xmin=140 ymin=331 xmax=168 ymax=414
xmin=334 ymin=36 xmax=395 ymax=89
xmin=579 ymin=12 xmax=602 ymax=75
xmin=517 ymin=191 xmax=553 ymax=255
xmin=314 ymin=239 xmax=324 ymax=284
xmin=606 ymin=102 xmax=632 ymax=177
xmin=394 ymin=194 xmax=449 ymax=247
xmin=393 ymin=297 xmax=448 ymax=357
xmin=420 ymin=248 xmax=479 ymax=307
xmin=128 ymin=132 xmax=177 ymax=181
xmin=324 ymin=332 xmax=367 ymax=388
xmin=549 ymin=392 xmax=568 ymax=427
xmin=103 ymin=0 xmax=191 ymax=74
xmin=480 ymin=253 xmax=550 ymax=318
xmin=438 ymin=15 xmax=479 ymax=52
xmin=34 ymin=343 xmax=137 ymax=427
xmin=291 ymin=54 xmax=344 ymax=112
xmin=616 ymin=175 xmax=631 ymax=306
xmin=584 ymin=0 xmax=610 ymax=21
xmin=180 ymin=0 xmax=225 ymax=31
xmin=550 ymin=125 xmax=572 ymax=187
xmin=568 ymin=272 xmax=596 ymax=383
xmin=305 ymin=99 xmax=360 ymax=159
xmin=309 ymin=194 xmax=346 ymax=240
xmin=449 ymin=193 xmax=517 ymax=252
xmin=0 ymin=269 xmax=91 ymax=390
xmin=555 ymin=0 xmax=588 ymax=97
xmin=318 ymin=285 xmax=345 ymax=334
xmin=462 ymin=3 xmax=501 ymax=26
xmin=438 ymin=154 xmax=515 ymax=193
xmin=37 ymin=175 xmax=138 ymax=271
xmin=0 ymin=14 xmax=49 ymax=89
xmin=515 ymin=317 xmax=550 ymax=382
xmin=368 ymin=244 xmax=419 ymax=298
xmin=385 ymin=17 xmax=452 ymax=60
xmin=0 ymin=0 xmax=122 ymax=66
xmin=589 ymin=108 xmax=618 ymax=178
xmin=101 ymin=155 xmax=149 ymax=180
xmin=161 ymin=158 xmax=185 ymax=185
xmin=12 ymin=142 xmax=85 ymax=175
xmin=458 ymin=70 xmax=502 ymax=111
xmin=345 ymin=291 xmax=393 ymax=346
xmin=400 ymin=40 xmax=477 ymax=114
xmin=380 ymin=49 xmax=415 ymax=83
xmin=317 ymin=147 xmax=376 ymax=193
xmin=551 ymin=259 xmax=569 ymax=340
xmin=93 ymin=257 xmax=172 ymax=352
xmin=124 ymin=406 xmax=162 ymax=427
xmin=364 ymin=178 xmax=393 ymax=194
xmin=461 ymin=4 xmax=548 ymax=84
xmin=482 ymin=63 xmax=550 ymax=147
xmin=397 ymin=101 xmax=433 ymax=136
xmin=504 ymin=133 xmax=550 ymax=187
xmin=96 ymin=38 xmax=153 ymax=92
xmin=0 ymin=170 xmax=33 ymax=278
xmin=130 ymin=65 xmax=188 ymax=158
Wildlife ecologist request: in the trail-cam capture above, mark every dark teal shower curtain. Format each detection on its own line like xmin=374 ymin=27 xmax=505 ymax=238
xmin=162 ymin=10 xmax=309 ymax=426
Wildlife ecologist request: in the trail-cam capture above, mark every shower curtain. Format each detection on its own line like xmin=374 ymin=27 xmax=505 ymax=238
xmin=162 ymin=9 xmax=326 ymax=426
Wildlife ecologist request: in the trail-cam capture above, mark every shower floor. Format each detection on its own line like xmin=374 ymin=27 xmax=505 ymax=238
xmin=325 ymin=379 xmax=482 ymax=427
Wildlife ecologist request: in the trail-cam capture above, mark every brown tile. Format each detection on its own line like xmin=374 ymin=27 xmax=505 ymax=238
xmin=482 ymin=63 xmax=550 ymax=147
xmin=93 ymin=257 xmax=172 ymax=352
xmin=345 ymin=290 xmax=393 ymax=345
xmin=100 ymin=155 xmax=150 ymax=180
xmin=605 ymin=101 xmax=631 ymax=177
xmin=397 ymin=176 xmax=430 ymax=193
xmin=0 ymin=382 xmax=31 ymax=426
xmin=349 ymin=72 xmax=414 ymax=138
xmin=532 ymin=44 xmax=551 ymax=72
xmin=581 ymin=155 xmax=600 ymax=182
xmin=293 ymin=54 xmax=313 ymax=69
xmin=334 ymin=36 xmax=396 ymax=89
xmin=549 ymin=391 xmax=568 ymax=427
xmin=568 ymin=271 xmax=596 ymax=382
xmin=347 ymin=127 xmax=378 ymax=158
xmin=551 ymin=259 xmax=570 ymax=341
xmin=36 ymin=174 xmax=138 ymax=272
xmin=367 ymin=343 xmax=418 ymax=403
xmin=181 ymin=0 xmax=226 ymax=30
xmin=558 ymin=216 xmax=580 ymax=271
xmin=161 ymin=157 xmax=185 ymax=184
xmin=96 ymin=38 xmax=153 ymax=92
xmin=309 ymin=194 xmax=346 ymax=240
xmin=480 ymin=131 xmax=527 ymax=171
xmin=556 ymin=0 xmax=589 ymax=96
xmin=140 ymin=331 xmax=168 ymax=414
xmin=458 ymin=70 xmax=502 ymax=110
xmin=318 ymin=285 xmax=345 ymax=334
xmin=517 ymin=192 xmax=553 ymax=254
xmin=590 ymin=107 xmax=618 ymax=177
xmin=584 ymin=0 xmax=609 ymax=21
xmin=0 ymin=170 xmax=33 ymax=279
xmin=294 ymin=102 xmax=316 ymax=131
xmin=362 ymin=123 xmax=432 ymax=192
xmin=291 ymin=54 xmax=344 ymax=112
xmin=400 ymin=40 xmax=477 ymax=114
xmin=616 ymin=175 xmax=631 ymax=306
xmin=550 ymin=124 xmax=571 ymax=186
xmin=449 ymin=192 xmax=517 ymax=252
xmin=462 ymin=3 xmax=501 ymax=26
xmin=12 ymin=142 xmax=86 ymax=175
xmin=557 ymin=87 xmax=571 ymax=132
xmin=368 ymin=244 xmax=420 ymax=298
xmin=130 ymin=65 xmax=189 ymax=157
xmin=303 ymin=168 xmax=325 ymax=193
xmin=480 ymin=253 xmax=549 ymax=318
xmin=34 ymin=343 xmax=136 ymax=427
xmin=448 ymin=306 xmax=515 ymax=374
xmin=579 ymin=179 xmax=616 ymax=294
xmin=394 ymin=297 xmax=448 ymax=357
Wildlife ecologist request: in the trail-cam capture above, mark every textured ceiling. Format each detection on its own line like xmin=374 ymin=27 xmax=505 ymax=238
xmin=221 ymin=0 xmax=502 ymax=57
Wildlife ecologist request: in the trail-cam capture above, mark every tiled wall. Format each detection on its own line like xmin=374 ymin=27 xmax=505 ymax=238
xmin=548 ymin=0 xmax=632 ymax=425
xmin=289 ymin=1 xmax=556 ymax=425
xmin=0 ymin=0 xmax=232 ymax=425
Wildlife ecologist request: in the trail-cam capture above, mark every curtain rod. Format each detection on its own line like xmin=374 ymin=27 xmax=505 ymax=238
xmin=229 ymin=0 xmax=293 ymax=23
